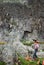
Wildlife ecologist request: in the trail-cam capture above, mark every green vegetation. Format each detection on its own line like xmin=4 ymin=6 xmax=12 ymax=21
xmin=21 ymin=39 xmax=44 ymax=46
xmin=18 ymin=56 xmax=37 ymax=65
xmin=21 ymin=39 xmax=33 ymax=46
xmin=0 ymin=57 xmax=44 ymax=65
xmin=20 ymin=57 xmax=44 ymax=65
xmin=0 ymin=62 xmax=6 ymax=65
xmin=16 ymin=56 xmax=44 ymax=65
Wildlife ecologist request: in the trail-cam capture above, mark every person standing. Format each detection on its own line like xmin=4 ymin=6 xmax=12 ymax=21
xmin=33 ymin=40 xmax=39 ymax=59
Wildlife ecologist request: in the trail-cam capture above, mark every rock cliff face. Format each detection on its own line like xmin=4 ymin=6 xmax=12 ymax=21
xmin=0 ymin=1 xmax=44 ymax=64
xmin=0 ymin=0 xmax=44 ymax=41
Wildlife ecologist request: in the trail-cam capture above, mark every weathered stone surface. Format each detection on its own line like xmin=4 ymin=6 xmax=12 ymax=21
xmin=0 ymin=1 xmax=44 ymax=40
xmin=3 ymin=0 xmax=28 ymax=5
xmin=13 ymin=40 xmax=28 ymax=57
xmin=2 ymin=46 xmax=14 ymax=65
xmin=37 ymin=52 xmax=44 ymax=58
xmin=0 ymin=40 xmax=28 ymax=65
xmin=0 ymin=39 xmax=28 ymax=65
xmin=25 ymin=45 xmax=34 ymax=53
xmin=0 ymin=45 xmax=3 ymax=61
xmin=39 ymin=44 xmax=44 ymax=50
